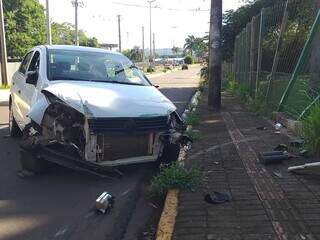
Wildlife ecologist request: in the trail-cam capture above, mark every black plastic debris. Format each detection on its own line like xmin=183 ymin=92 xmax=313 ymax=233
xmin=259 ymin=151 xmax=289 ymax=165
xmin=274 ymin=144 xmax=288 ymax=151
xmin=204 ymin=192 xmax=232 ymax=204
xmin=256 ymin=126 xmax=267 ymax=131
xmin=299 ymin=149 xmax=309 ymax=157
xmin=95 ymin=192 xmax=115 ymax=214
xmin=290 ymin=139 xmax=305 ymax=148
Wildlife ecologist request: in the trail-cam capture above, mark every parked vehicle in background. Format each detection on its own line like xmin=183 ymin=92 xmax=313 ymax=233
xmin=9 ymin=45 xmax=191 ymax=174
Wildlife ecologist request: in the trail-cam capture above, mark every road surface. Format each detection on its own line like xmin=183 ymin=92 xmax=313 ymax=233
xmin=0 ymin=66 xmax=200 ymax=240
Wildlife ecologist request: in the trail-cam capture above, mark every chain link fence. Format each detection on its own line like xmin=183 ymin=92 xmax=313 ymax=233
xmin=234 ymin=0 xmax=320 ymax=120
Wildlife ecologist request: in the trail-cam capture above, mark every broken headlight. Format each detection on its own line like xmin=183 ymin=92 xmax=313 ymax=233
xmin=167 ymin=111 xmax=186 ymax=130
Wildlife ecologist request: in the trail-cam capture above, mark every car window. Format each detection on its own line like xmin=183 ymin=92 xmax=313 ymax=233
xmin=28 ymin=51 xmax=40 ymax=72
xmin=19 ymin=51 xmax=34 ymax=74
xmin=47 ymin=49 xmax=151 ymax=86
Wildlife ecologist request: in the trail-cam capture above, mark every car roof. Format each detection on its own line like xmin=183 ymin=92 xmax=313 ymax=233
xmin=38 ymin=45 xmax=122 ymax=55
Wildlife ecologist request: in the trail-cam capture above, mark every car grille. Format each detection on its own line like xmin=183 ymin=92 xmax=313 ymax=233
xmin=88 ymin=116 xmax=169 ymax=133
xmin=97 ymin=133 xmax=153 ymax=161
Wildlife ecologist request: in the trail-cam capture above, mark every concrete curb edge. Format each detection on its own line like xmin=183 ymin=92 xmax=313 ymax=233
xmin=155 ymin=88 xmax=202 ymax=240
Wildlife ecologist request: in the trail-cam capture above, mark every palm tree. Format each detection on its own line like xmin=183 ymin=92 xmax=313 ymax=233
xmin=172 ymin=46 xmax=180 ymax=56
xmin=183 ymin=35 xmax=196 ymax=56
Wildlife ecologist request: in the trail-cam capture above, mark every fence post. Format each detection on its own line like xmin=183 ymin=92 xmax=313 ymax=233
xmin=266 ymin=1 xmax=289 ymax=102
xmin=278 ymin=9 xmax=320 ymax=111
xmin=250 ymin=16 xmax=257 ymax=97
xmin=246 ymin=23 xmax=251 ymax=86
xmin=255 ymin=9 xmax=265 ymax=96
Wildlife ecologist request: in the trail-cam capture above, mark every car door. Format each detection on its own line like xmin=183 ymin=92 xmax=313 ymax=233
xmin=20 ymin=50 xmax=42 ymax=125
xmin=11 ymin=51 xmax=34 ymax=128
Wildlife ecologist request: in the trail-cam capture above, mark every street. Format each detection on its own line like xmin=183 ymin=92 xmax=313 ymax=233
xmin=0 ymin=66 xmax=200 ymax=240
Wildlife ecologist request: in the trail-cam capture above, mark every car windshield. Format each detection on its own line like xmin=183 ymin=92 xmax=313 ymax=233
xmin=47 ymin=49 xmax=151 ymax=86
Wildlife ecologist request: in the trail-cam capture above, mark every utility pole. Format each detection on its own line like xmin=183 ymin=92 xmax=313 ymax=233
xmin=147 ymin=0 xmax=156 ymax=60
xmin=153 ymin=32 xmax=155 ymax=58
xmin=72 ymin=0 xmax=83 ymax=46
xmin=117 ymin=15 xmax=122 ymax=52
xmin=208 ymin=0 xmax=222 ymax=110
xmin=0 ymin=0 xmax=8 ymax=86
xmin=46 ymin=0 xmax=52 ymax=45
xmin=142 ymin=26 xmax=145 ymax=61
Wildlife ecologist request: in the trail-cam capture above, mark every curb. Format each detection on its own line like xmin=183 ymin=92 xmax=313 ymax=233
xmin=155 ymin=89 xmax=202 ymax=240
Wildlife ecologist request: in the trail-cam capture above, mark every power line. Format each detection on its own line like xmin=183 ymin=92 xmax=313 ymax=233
xmin=112 ymin=1 xmax=209 ymax=12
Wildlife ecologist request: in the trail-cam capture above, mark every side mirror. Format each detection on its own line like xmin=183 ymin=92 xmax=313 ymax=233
xmin=26 ymin=71 xmax=38 ymax=85
xmin=154 ymin=85 xmax=159 ymax=89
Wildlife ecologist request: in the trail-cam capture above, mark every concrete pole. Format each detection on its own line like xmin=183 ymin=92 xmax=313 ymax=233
xmin=117 ymin=15 xmax=122 ymax=52
xmin=74 ymin=0 xmax=79 ymax=46
xmin=208 ymin=0 xmax=222 ymax=109
xmin=0 ymin=0 xmax=8 ymax=86
xmin=142 ymin=26 xmax=145 ymax=61
xmin=148 ymin=0 xmax=155 ymax=60
xmin=153 ymin=32 xmax=155 ymax=58
xmin=46 ymin=0 xmax=52 ymax=45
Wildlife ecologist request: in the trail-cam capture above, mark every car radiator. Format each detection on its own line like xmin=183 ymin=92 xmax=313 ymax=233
xmin=97 ymin=133 xmax=154 ymax=161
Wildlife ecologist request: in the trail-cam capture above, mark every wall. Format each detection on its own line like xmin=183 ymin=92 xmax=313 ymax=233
xmin=0 ymin=62 xmax=21 ymax=85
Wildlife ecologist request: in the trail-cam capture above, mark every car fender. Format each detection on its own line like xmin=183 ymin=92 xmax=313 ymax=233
xmin=27 ymin=94 xmax=49 ymax=125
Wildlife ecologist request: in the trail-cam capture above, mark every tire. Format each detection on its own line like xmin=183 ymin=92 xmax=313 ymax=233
xmin=159 ymin=144 xmax=180 ymax=164
xmin=20 ymin=149 xmax=48 ymax=174
xmin=9 ymin=101 xmax=22 ymax=137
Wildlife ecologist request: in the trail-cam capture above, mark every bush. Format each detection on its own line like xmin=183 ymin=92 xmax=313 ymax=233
xmin=185 ymin=129 xmax=203 ymax=141
xmin=147 ymin=66 xmax=155 ymax=73
xmin=184 ymin=55 xmax=193 ymax=65
xmin=150 ymin=163 xmax=204 ymax=198
xmin=200 ymin=65 xmax=208 ymax=81
xmin=236 ymin=83 xmax=250 ymax=103
xmin=185 ymin=111 xmax=200 ymax=125
xmin=302 ymin=103 xmax=320 ymax=156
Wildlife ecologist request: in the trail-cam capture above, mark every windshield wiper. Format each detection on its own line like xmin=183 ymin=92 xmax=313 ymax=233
xmin=52 ymin=77 xmax=91 ymax=81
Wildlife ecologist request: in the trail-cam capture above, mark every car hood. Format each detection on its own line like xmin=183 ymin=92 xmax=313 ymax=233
xmin=41 ymin=81 xmax=176 ymax=118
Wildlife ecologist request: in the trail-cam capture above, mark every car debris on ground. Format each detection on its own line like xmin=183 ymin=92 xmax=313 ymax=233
xmin=95 ymin=192 xmax=115 ymax=214
xmin=204 ymin=192 xmax=232 ymax=204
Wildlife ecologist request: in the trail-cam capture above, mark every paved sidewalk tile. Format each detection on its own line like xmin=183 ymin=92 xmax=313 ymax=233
xmin=173 ymin=91 xmax=320 ymax=240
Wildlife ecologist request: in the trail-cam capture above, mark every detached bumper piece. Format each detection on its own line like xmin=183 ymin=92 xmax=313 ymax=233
xmin=39 ymin=146 xmax=123 ymax=178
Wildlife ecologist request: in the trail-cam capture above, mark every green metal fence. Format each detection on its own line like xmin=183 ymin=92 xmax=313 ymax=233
xmin=234 ymin=0 xmax=320 ymax=120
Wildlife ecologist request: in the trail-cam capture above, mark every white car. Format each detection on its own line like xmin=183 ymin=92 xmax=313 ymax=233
xmin=9 ymin=45 xmax=190 ymax=175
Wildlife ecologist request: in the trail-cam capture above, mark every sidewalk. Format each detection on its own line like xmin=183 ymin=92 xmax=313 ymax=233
xmin=173 ymin=90 xmax=320 ymax=240
xmin=0 ymin=89 xmax=9 ymax=106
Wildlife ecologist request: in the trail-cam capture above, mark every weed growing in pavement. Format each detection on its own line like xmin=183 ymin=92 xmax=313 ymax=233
xmin=302 ymin=103 xmax=320 ymax=156
xmin=225 ymin=75 xmax=237 ymax=94
xmin=185 ymin=128 xmax=203 ymax=141
xmin=236 ymin=83 xmax=250 ymax=102
xmin=198 ymin=79 xmax=208 ymax=92
xmin=185 ymin=111 xmax=200 ymax=126
xmin=150 ymin=163 xmax=204 ymax=198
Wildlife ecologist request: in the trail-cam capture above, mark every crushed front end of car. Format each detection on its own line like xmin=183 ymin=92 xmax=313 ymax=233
xmin=21 ymin=87 xmax=191 ymax=176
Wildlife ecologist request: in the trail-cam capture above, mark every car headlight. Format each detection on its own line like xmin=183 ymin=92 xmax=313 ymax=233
xmin=167 ymin=111 xmax=185 ymax=130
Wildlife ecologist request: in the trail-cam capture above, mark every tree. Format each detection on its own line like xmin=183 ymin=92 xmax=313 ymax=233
xmin=4 ymin=0 xmax=46 ymax=59
xmin=122 ymin=46 xmax=143 ymax=62
xmin=172 ymin=46 xmax=180 ymax=55
xmin=52 ymin=22 xmax=100 ymax=47
xmin=222 ymin=0 xmax=286 ymax=61
xmin=183 ymin=35 xmax=196 ymax=56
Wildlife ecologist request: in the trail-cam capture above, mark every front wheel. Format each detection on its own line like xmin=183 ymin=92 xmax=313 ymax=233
xmin=9 ymin=101 xmax=22 ymax=137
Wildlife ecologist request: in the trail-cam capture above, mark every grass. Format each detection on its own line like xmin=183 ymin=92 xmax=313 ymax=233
xmin=302 ymin=103 xmax=320 ymax=156
xmin=149 ymin=163 xmax=204 ymax=198
xmin=184 ymin=111 xmax=200 ymax=126
xmin=0 ymin=85 xmax=10 ymax=89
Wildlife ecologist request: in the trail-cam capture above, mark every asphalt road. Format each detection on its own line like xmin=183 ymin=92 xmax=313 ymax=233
xmin=0 ymin=66 xmax=200 ymax=240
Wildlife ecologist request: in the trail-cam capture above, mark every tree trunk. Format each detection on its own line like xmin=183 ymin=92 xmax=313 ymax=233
xmin=208 ymin=0 xmax=222 ymax=110
xmin=310 ymin=1 xmax=320 ymax=93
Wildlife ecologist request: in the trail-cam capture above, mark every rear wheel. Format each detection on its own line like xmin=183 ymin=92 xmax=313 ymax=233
xmin=9 ymin=100 xmax=22 ymax=137
xmin=159 ymin=144 xmax=180 ymax=164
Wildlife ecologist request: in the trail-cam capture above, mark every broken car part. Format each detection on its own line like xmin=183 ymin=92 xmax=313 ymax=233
xmin=204 ymin=192 xmax=232 ymax=204
xmin=95 ymin=192 xmax=115 ymax=214
xmin=259 ymin=151 xmax=289 ymax=165
xmin=288 ymin=162 xmax=320 ymax=175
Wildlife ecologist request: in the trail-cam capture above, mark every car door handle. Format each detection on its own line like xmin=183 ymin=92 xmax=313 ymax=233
xmin=18 ymin=90 xmax=21 ymax=94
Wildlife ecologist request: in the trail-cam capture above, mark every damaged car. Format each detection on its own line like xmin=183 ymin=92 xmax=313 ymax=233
xmin=9 ymin=45 xmax=191 ymax=176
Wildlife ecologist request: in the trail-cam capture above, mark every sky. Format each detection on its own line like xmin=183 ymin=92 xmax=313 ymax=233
xmin=38 ymin=0 xmax=244 ymax=50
